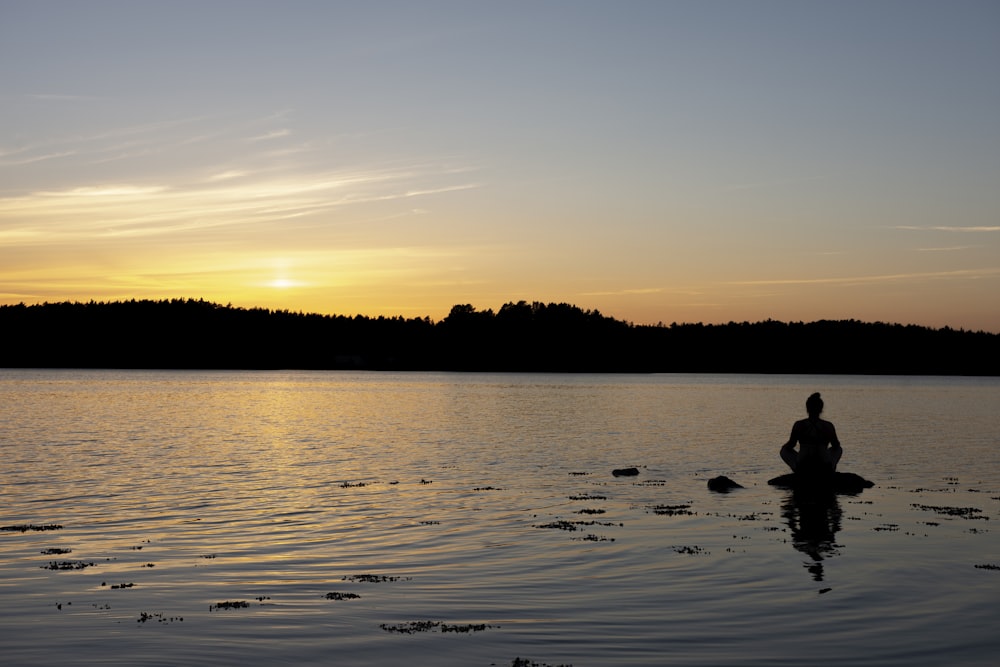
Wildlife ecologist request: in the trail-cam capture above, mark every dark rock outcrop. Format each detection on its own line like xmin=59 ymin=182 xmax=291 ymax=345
xmin=612 ymin=467 xmax=640 ymax=477
xmin=707 ymin=476 xmax=744 ymax=492
xmin=768 ymin=471 xmax=874 ymax=494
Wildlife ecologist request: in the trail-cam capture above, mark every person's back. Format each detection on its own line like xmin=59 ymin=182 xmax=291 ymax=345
xmin=792 ymin=417 xmax=838 ymax=476
xmin=781 ymin=393 xmax=842 ymax=478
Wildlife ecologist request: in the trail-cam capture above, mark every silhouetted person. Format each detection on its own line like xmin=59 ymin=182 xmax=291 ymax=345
xmin=780 ymin=392 xmax=842 ymax=481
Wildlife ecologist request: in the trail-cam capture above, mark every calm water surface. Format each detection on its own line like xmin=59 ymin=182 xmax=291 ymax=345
xmin=1 ymin=370 xmax=998 ymax=666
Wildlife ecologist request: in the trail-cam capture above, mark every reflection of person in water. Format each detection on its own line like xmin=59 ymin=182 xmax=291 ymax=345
xmin=780 ymin=392 xmax=842 ymax=480
xmin=782 ymin=489 xmax=843 ymax=582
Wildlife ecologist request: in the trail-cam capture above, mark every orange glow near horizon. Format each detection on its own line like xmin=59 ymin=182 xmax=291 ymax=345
xmin=2 ymin=4 xmax=998 ymax=332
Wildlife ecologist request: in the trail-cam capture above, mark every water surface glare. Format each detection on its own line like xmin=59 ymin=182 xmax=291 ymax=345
xmin=2 ymin=370 xmax=998 ymax=666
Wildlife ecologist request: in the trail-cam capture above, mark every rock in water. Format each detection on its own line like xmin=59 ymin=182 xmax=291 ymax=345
xmin=707 ymin=476 xmax=743 ymax=492
xmin=612 ymin=467 xmax=639 ymax=477
xmin=768 ymin=471 xmax=874 ymax=494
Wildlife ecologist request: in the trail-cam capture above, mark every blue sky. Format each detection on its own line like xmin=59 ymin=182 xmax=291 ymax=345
xmin=2 ymin=1 xmax=998 ymax=330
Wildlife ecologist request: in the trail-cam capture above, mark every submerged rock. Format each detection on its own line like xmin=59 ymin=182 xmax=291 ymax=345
xmin=707 ymin=476 xmax=743 ymax=492
xmin=767 ymin=471 xmax=874 ymax=494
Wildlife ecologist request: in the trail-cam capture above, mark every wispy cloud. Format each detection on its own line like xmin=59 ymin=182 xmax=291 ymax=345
xmin=896 ymin=225 xmax=1000 ymax=232
xmin=246 ymin=129 xmax=291 ymax=142
xmin=726 ymin=268 xmax=1000 ymax=287
xmin=0 ymin=164 xmax=482 ymax=244
xmin=0 ymin=150 xmax=77 ymax=166
xmin=914 ymin=246 xmax=975 ymax=252
xmin=581 ymin=287 xmax=665 ymax=296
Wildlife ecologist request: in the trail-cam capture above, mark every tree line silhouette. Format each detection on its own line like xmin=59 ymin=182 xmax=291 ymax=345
xmin=1 ymin=298 xmax=997 ymax=375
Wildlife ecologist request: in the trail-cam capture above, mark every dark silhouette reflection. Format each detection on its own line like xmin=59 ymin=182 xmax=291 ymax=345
xmin=781 ymin=488 xmax=843 ymax=582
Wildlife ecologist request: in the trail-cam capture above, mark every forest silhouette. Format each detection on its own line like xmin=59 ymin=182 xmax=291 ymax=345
xmin=1 ymin=299 xmax=997 ymax=375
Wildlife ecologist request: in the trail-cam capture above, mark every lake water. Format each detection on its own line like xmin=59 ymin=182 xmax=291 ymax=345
xmin=1 ymin=370 xmax=998 ymax=666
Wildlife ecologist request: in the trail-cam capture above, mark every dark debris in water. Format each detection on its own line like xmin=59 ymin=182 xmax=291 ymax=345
xmin=210 ymin=600 xmax=250 ymax=611
xmin=137 ymin=611 xmax=182 ymax=624
xmin=974 ymin=563 xmax=1000 ymax=571
xmin=325 ymin=592 xmax=361 ymax=600
xmin=534 ymin=520 xmax=621 ymax=532
xmin=911 ymin=504 xmax=988 ymax=519
xmin=380 ymin=620 xmax=497 ymax=634
xmin=41 ymin=548 xmax=72 ymax=555
xmin=573 ymin=534 xmax=614 ymax=542
xmin=534 ymin=521 xmax=579 ymax=532
xmin=2 ymin=524 xmax=63 ymax=532
xmin=568 ymin=494 xmax=606 ymax=501
xmin=42 ymin=560 xmax=95 ymax=570
xmin=672 ymin=546 xmax=709 ymax=555
xmin=342 ymin=574 xmax=410 ymax=583
xmin=510 ymin=659 xmax=573 ymax=667
xmin=648 ymin=504 xmax=694 ymax=516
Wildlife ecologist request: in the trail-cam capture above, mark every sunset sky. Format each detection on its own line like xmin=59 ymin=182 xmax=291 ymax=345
xmin=2 ymin=1 xmax=998 ymax=331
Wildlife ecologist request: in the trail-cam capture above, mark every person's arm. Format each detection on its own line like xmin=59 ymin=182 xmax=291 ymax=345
xmin=827 ymin=422 xmax=843 ymax=469
xmin=780 ymin=423 xmax=800 ymax=471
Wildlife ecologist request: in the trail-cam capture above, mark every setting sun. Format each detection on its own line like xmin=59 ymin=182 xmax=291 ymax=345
xmin=1 ymin=3 xmax=998 ymax=331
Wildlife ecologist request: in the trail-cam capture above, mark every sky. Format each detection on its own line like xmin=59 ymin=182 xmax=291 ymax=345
xmin=2 ymin=1 xmax=999 ymax=331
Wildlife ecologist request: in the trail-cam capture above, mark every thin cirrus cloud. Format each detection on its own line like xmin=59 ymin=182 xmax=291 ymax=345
xmin=726 ymin=268 xmax=1000 ymax=287
xmin=895 ymin=225 xmax=1000 ymax=232
xmin=0 ymin=166 xmax=480 ymax=243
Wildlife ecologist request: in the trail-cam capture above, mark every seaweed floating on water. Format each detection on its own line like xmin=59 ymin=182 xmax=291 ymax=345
xmin=210 ymin=600 xmax=250 ymax=611
xmin=2 ymin=524 xmax=63 ymax=532
xmin=973 ymin=563 xmax=1000 ymax=571
xmin=575 ymin=508 xmax=605 ymax=515
xmin=672 ymin=546 xmax=709 ymax=555
xmin=911 ymin=504 xmax=988 ymax=519
xmin=534 ymin=520 xmax=620 ymax=532
xmin=137 ymin=611 xmax=182 ymax=624
xmin=568 ymin=494 xmax=606 ymax=501
xmin=381 ymin=620 xmax=440 ymax=634
xmin=510 ymin=657 xmax=573 ymax=667
xmin=573 ymin=534 xmax=613 ymax=542
xmin=42 ymin=560 xmax=95 ymax=570
xmin=325 ymin=592 xmax=361 ymax=600
xmin=342 ymin=574 xmax=410 ymax=583
xmin=41 ymin=548 xmax=72 ymax=555
xmin=441 ymin=623 xmax=496 ymax=633
xmin=648 ymin=504 xmax=694 ymax=516
xmin=379 ymin=621 xmax=496 ymax=634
